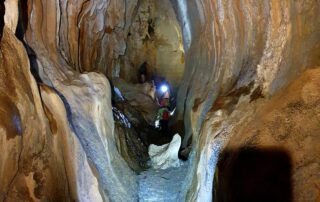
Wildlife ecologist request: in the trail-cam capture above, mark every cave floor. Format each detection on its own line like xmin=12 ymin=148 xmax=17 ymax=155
xmin=138 ymin=160 xmax=190 ymax=202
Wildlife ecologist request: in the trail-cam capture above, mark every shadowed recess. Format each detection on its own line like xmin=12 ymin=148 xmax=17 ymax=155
xmin=0 ymin=1 xmax=4 ymax=40
xmin=215 ymin=147 xmax=292 ymax=202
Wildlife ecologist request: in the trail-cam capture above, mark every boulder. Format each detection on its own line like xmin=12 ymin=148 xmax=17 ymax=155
xmin=148 ymin=134 xmax=182 ymax=170
xmin=113 ymin=78 xmax=158 ymax=125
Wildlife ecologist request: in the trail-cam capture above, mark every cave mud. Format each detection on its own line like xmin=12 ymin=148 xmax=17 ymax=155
xmin=0 ymin=0 xmax=320 ymax=201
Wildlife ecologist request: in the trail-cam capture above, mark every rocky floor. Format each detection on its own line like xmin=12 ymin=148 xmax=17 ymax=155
xmin=138 ymin=161 xmax=190 ymax=202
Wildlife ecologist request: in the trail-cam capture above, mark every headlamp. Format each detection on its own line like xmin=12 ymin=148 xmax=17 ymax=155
xmin=160 ymin=85 xmax=168 ymax=93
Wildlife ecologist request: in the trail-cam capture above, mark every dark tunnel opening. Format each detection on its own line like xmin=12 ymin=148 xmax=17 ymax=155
xmin=0 ymin=1 xmax=4 ymax=41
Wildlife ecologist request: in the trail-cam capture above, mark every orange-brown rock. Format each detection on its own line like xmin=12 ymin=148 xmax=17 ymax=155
xmin=215 ymin=69 xmax=320 ymax=201
xmin=120 ymin=0 xmax=185 ymax=87
xmin=24 ymin=0 xmax=138 ymax=75
xmin=169 ymin=1 xmax=320 ymax=201
xmin=0 ymin=26 xmax=73 ymax=202
xmin=172 ymin=0 xmax=320 ymax=148
xmin=1 ymin=9 xmax=137 ymax=201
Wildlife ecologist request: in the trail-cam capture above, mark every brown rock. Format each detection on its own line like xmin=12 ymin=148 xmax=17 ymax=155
xmin=215 ymin=69 xmax=320 ymax=201
xmin=0 ymin=27 xmax=72 ymax=202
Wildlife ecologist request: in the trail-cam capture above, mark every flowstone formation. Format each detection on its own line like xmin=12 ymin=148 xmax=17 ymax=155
xmin=0 ymin=25 xmax=102 ymax=202
xmin=148 ymin=134 xmax=182 ymax=170
xmin=170 ymin=0 xmax=320 ymax=201
xmin=1 ymin=0 xmax=138 ymax=201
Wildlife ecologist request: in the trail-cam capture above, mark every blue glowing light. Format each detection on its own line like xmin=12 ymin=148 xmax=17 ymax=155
xmin=160 ymin=85 xmax=169 ymax=93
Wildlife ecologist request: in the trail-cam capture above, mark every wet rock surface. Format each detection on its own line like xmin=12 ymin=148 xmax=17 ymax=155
xmin=138 ymin=160 xmax=190 ymax=202
xmin=113 ymin=106 xmax=149 ymax=172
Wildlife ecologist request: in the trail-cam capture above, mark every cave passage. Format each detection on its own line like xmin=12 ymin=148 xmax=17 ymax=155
xmin=1 ymin=0 xmax=320 ymax=201
xmin=109 ymin=1 xmax=191 ymax=200
xmin=112 ymin=80 xmax=190 ymax=201
xmin=112 ymin=74 xmax=193 ymax=201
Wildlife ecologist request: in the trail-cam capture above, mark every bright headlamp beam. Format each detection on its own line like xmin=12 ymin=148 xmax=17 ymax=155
xmin=160 ymin=85 xmax=168 ymax=93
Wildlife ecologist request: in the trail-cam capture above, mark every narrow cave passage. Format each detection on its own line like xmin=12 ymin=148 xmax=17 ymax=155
xmin=1 ymin=0 xmax=320 ymax=201
xmin=112 ymin=82 xmax=191 ymax=201
xmin=109 ymin=1 xmax=192 ymax=200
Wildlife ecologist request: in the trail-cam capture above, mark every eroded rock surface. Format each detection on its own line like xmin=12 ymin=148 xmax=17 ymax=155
xmin=113 ymin=78 xmax=158 ymax=125
xmin=171 ymin=0 xmax=320 ymax=148
xmin=55 ymin=73 xmax=138 ymax=201
xmin=121 ymin=0 xmax=185 ymax=87
xmin=216 ymin=69 xmax=320 ymax=202
xmin=0 ymin=25 xmax=136 ymax=201
xmin=113 ymin=106 xmax=149 ymax=172
xmin=0 ymin=26 xmax=73 ymax=202
xmin=170 ymin=0 xmax=320 ymax=201
xmin=4 ymin=0 xmax=18 ymax=33
xmin=40 ymin=85 xmax=103 ymax=202
xmin=1 ymin=1 xmax=139 ymax=199
xmin=149 ymin=134 xmax=182 ymax=170
xmin=24 ymin=0 xmax=138 ymax=75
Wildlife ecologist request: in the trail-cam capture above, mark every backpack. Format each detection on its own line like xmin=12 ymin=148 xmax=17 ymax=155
xmin=162 ymin=109 xmax=170 ymax=120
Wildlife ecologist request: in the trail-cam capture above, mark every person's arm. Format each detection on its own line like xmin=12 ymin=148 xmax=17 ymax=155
xmin=157 ymin=108 xmax=163 ymax=119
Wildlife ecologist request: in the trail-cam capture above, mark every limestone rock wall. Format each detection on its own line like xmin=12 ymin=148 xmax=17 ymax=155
xmin=0 ymin=26 xmax=101 ymax=202
xmin=24 ymin=0 xmax=138 ymax=75
xmin=171 ymin=0 xmax=320 ymax=201
xmin=120 ymin=0 xmax=185 ymax=88
xmin=40 ymin=85 xmax=103 ymax=202
xmin=1 ymin=0 xmax=139 ymax=201
xmin=23 ymin=0 xmax=184 ymax=90
xmin=4 ymin=0 xmax=18 ymax=33
xmin=172 ymin=0 xmax=320 ymax=147
xmin=214 ymin=69 xmax=320 ymax=202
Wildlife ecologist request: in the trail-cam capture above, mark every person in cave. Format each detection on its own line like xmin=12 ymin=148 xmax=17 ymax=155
xmin=157 ymin=99 xmax=170 ymax=135
xmin=156 ymin=83 xmax=172 ymax=135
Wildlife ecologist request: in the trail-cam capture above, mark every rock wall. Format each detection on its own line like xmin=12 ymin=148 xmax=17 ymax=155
xmin=24 ymin=0 xmax=138 ymax=76
xmin=120 ymin=0 xmax=185 ymax=87
xmin=0 ymin=26 xmax=99 ymax=202
xmin=23 ymin=0 xmax=184 ymax=87
xmin=172 ymin=0 xmax=320 ymax=148
xmin=1 ymin=0 xmax=140 ymax=201
xmin=0 ymin=23 xmax=136 ymax=201
xmin=215 ymin=69 xmax=320 ymax=202
xmin=4 ymin=0 xmax=18 ymax=33
xmin=170 ymin=0 xmax=320 ymax=201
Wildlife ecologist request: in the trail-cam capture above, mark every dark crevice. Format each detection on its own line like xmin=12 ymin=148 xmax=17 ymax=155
xmin=14 ymin=0 xmax=43 ymax=83
xmin=215 ymin=147 xmax=293 ymax=202
xmin=15 ymin=0 xmax=28 ymax=41
xmin=0 ymin=1 xmax=5 ymax=41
